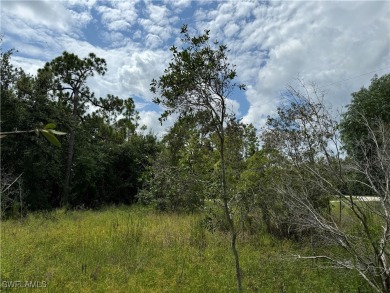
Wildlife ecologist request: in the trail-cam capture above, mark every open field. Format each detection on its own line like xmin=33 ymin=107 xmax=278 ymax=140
xmin=1 ymin=205 xmax=369 ymax=292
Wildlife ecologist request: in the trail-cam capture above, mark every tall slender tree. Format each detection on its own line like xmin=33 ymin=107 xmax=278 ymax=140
xmin=151 ymin=25 xmax=246 ymax=292
xmin=39 ymin=52 xmax=107 ymax=206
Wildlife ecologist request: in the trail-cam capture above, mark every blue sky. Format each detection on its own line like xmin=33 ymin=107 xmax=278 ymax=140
xmin=1 ymin=0 xmax=389 ymax=137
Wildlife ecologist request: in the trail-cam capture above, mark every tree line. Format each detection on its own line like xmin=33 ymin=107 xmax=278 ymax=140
xmin=1 ymin=46 xmax=159 ymax=213
xmin=1 ymin=26 xmax=389 ymax=292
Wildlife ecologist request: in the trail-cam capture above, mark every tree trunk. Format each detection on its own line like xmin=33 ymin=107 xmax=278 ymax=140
xmin=62 ymin=89 xmax=79 ymax=207
xmin=220 ymin=134 xmax=242 ymax=293
xmin=62 ymin=127 xmax=75 ymax=206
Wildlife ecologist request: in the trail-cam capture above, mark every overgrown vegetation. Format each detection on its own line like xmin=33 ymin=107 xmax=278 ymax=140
xmin=1 ymin=46 xmax=160 ymax=214
xmin=1 ymin=26 xmax=389 ymax=292
xmin=0 ymin=205 xmax=370 ymax=292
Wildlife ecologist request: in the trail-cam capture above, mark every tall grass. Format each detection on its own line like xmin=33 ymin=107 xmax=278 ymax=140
xmin=1 ymin=205 xmax=368 ymax=292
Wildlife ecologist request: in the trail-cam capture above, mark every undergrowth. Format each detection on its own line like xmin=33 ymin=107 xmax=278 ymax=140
xmin=0 ymin=205 xmax=369 ymax=292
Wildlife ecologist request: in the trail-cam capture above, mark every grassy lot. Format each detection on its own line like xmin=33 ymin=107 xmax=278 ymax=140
xmin=1 ymin=205 xmax=369 ymax=292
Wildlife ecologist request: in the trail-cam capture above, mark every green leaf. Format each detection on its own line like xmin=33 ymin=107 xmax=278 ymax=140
xmin=48 ymin=129 xmax=67 ymax=136
xmin=44 ymin=123 xmax=56 ymax=130
xmin=40 ymin=130 xmax=61 ymax=147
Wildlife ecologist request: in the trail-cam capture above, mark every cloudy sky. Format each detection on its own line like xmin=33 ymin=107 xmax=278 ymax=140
xmin=1 ymin=0 xmax=389 ymax=137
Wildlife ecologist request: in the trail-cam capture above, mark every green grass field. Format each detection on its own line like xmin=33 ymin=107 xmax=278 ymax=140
xmin=1 ymin=205 xmax=369 ymax=292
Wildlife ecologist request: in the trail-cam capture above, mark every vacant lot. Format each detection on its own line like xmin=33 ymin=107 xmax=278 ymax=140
xmin=1 ymin=205 xmax=368 ymax=292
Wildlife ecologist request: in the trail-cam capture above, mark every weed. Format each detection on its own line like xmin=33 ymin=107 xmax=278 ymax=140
xmin=0 ymin=205 xmax=369 ymax=292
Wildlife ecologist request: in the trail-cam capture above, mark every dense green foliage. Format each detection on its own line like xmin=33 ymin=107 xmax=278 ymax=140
xmin=339 ymin=74 xmax=390 ymax=197
xmin=340 ymin=74 xmax=390 ymax=158
xmin=0 ymin=48 xmax=159 ymax=216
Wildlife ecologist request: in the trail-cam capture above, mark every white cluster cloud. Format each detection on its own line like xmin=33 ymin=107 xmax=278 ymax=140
xmin=2 ymin=1 xmax=72 ymax=32
xmin=139 ymin=3 xmax=179 ymax=49
xmin=137 ymin=110 xmax=178 ymax=138
xmin=2 ymin=0 xmax=93 ymax=42
xmin=67 ymin=0 xmax=97 ymax=10
xmin=1 ymin=0 xmax=389 ymax=137
xmin=96 ymin=2 xmax=138 ymax=32
xmin=196 ymin=1 xmax=390 ymax=129
xmin=163 ymin=0 xmax=192 ymax=11
xmin=116 ymin=49 xmax=170 ymax=100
